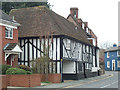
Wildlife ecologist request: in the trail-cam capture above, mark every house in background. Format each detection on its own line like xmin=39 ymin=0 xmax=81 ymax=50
xmin=10 ymin=6 xmax=100 ymax=80
xmin=104 ymin=43 xmax=120 ymax=71
xmin=0 ymin=9 xmax=22 ymax=67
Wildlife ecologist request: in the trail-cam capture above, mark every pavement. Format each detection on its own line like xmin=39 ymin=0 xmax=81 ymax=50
xmin=7 ymin=71 xmax=118 ymax=89
xmin=33 ymin=72 xmax=113 ymax=88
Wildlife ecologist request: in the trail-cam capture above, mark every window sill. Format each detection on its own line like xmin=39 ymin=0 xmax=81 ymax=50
xmin=5 ymin=37 xmax=13 ymax=40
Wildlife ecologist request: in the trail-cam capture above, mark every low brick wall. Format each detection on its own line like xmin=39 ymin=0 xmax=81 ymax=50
xmin=40 ymin=74 xmax=61 ymax=83
xmin=48 ymin=74 xmax=61 ymax=83
xmin=0 ymin=75 xmax=7 ymax=90
xmin=7 ymin=74 xmax=41 ymax=87
xmin=40 ymin=74 xmax=46 ymax=82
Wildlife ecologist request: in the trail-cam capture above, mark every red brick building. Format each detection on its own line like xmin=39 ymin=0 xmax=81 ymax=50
xmin=0 ymin=9 xmax=21 ymax=67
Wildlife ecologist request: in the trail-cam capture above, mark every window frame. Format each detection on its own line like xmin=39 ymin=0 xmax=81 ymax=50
xmin=107 ymin=52 xmax=110 ymax=58
xmin=5 ymin=26 xmax=13 ymax=39
xmin=66 ymin=39 xmax=71 ymax=50
xmin=117 ymin=50 xmax=120 ymax=57
xmin=117 ymin=61 xmax=120 ymax=67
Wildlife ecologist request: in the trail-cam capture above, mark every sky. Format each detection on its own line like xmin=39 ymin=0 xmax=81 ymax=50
xmin=48 ymin=0 xmax=119 ymax=47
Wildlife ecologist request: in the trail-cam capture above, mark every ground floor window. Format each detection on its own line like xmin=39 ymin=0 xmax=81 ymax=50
xmin=117 ymin=61 xmax=120 ymax=67
xmin=107 ymin=61 xmax=110 ymax=68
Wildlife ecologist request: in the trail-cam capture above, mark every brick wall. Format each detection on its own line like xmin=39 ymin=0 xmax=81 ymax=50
xmin=40 ymin=74 xmax=61 ymax=83
xmin=48 ymin=74 xmax=61 ymax=83
xmin=7 ymin=74 xmax=41 ymax=87
xmin=40 ymin=74 xmax=46 ymax=82
xmin=0 ymin=75 xmax=7 ymax=90
xmin=0 ymin=26 xmax=2 ymax=65
xmin=0 ymin=25 xmax=19 ymax=66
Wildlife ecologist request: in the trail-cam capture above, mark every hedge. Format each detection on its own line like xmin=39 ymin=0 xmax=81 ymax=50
xmin=0 ymin=64 xmax=12 ymax=75
xmin=6 ymin=68 xmax=32 ymax=75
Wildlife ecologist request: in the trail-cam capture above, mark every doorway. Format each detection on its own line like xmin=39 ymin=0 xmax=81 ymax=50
xmin=112 ymin=60 xmax=115 ymax=71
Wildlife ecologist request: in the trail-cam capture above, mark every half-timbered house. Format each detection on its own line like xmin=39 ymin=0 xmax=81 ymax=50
xmin=10 ymin=6 xmax=100 ymax=80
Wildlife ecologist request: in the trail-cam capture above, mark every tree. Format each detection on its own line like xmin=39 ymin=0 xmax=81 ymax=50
xmin=1 ymin=2 xmax=51 ymax=14
xmin=31 ymin=32 xmax=54 ymax=81
xmin=99 ymin=41 xmax=113 ymax=49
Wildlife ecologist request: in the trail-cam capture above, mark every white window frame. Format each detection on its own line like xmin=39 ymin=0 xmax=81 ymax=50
xmin=107 ymin=61 xmax=110 ymax=68
xmin=117 ymin=51 xmax=120 ymax=57
xmin=117 ymin=61 xmax=120 ymax=67
xmin=5 ymin=26 xmax=13 ymax=39
xmin=107 ymin=52 xmax=110 ymax=58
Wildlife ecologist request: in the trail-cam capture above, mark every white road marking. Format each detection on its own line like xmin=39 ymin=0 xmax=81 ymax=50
xmin=100 ymin=81 xmax=118 ymax=88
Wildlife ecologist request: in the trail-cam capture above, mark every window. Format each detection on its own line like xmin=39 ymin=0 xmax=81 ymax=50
xmin=117 ymin=51 xmax=120 ymax=57
xmin=86 ymin=27 xmax=89 ymax=33
xmin=117 ymin=61 xmax=120 ymax=67
xmin=82 ymin=23 xmax=84 ymax=30
xmin=107 ymin=52 xmax=110 ymax=58
xmin=107 ymin=61 xmax=110 ymax=68
xmin=5 ymin=27 xmax=13 ymax=39
xmin=66 ymin=39 xmax=70 ymax=50
xmin=83 ymin=45 xmax=85 ymax=53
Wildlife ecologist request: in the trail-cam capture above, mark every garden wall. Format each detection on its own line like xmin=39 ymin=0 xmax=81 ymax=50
xmin=40 ymin=74 xmax=61 ymax=83
xmin=7 ymin=74 xmax=41 ymax=87
xmin=0 ymin=75 xmax=7 ymax=90
xmin=7 ymin=74 xmax=61 ymax=87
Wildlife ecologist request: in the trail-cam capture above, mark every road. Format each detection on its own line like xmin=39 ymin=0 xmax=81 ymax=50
xmin=35 ymin=71 xmax=119 ymax=89
xmin=63 ymin=71 xmax=119 ymax=88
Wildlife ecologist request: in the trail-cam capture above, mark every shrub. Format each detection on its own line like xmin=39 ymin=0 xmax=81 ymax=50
xmin=6 ymin=68 xmax=27 ymax=75
xmin=18 ymin=65 xmax=31 ymax=71
xmin=0 ymin=64 xmax=12 ymax=75
xmin=26 ymin=71 xmax=32 ymax=74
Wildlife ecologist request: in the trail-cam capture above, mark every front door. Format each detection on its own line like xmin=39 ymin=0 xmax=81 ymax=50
xmin=7 ymin=55 xmax=13 ymax=66
xmin=112 ymin=60 xmax=115 ymax=71
xmin=7 ymin=55 xmax=11 ymax=65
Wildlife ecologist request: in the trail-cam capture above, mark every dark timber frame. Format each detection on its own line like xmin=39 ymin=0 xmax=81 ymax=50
xmin=18 ymin=34 xmax=99 ymax=79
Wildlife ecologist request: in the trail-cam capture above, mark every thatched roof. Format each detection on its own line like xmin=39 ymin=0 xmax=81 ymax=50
xmin=10 ymin=6 xmax=91 ymax=45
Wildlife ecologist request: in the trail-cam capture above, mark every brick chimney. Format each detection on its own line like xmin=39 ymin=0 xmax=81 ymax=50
xmin=70 ymin=8 xmax=78 ymax=19
xmin=84 ymin=22 xmax=88 ymax=27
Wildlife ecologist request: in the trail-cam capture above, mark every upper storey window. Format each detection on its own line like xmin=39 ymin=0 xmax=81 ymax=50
xmin=117 ymin=50 xmax=120 ymax=57
xmin=66 ymin=39 xmax=71 ymax=50
xmin=5 ymin=27 xmax=13 ymax=39
xmin=107 ymin=52 xmax=110 ymax=58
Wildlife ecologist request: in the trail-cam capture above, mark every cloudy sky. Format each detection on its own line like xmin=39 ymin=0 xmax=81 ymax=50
xmin=48 ymin=0 xmax=119 ymax=47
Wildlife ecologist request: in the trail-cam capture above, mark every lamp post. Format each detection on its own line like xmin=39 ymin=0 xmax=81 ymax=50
xmin=61 ymin=58 xmax=64 ymax=82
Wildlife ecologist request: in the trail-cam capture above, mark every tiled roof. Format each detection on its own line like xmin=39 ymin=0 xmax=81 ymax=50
xmin=0 ymin=9 xmax=13 ymax=22
xmin=10 ymin=6 xmax=92 ymax=45
xmin=104 ymin=46 xmax=120 ymax=52
xmin=3 ymin=43 xmax=17 ymax=51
